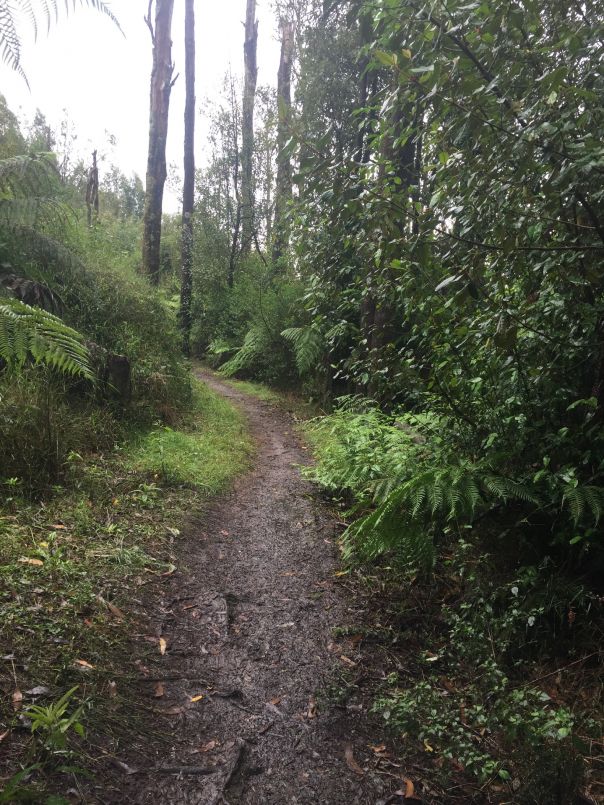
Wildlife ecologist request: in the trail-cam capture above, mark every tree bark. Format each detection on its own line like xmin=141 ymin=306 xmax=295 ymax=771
xmin=240 ymin=0 xmax=258 ymax=257
xmin=272 ymin=18 xmax=294 ymax=265
xmin=179 ymin=0 xmax=195 ymax=355
xmin=86 ymin=149 xmax=99 ymax=228
xmin=142 ymin=0 xmax=175 ymax=285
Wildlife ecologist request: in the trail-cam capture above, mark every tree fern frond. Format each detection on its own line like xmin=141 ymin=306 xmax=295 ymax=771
xmin=0 ymin=0 xmax=123 ymax=85
xmin=219 ymin=326 xmax=264 ymax=377
xmin=0 ymin=1 xmax=27 ymax=82
xmin=281 ymin=325 xmax=324 ymax=376
xmin=0 ymin=297 xmax=93 ymax=379
xmin=0 ymin=153 xmax=58 ymax=196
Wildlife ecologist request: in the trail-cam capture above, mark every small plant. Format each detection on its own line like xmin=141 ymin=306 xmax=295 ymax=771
xmin=25 ymin=686 xmax=86 ymax=759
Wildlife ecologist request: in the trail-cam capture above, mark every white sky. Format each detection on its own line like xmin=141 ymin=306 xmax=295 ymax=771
xmin=0 ymin=1 xmax=281 ymax=211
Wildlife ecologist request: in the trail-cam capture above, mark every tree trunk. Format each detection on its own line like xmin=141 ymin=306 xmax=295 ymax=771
xmin=240 ymin=0 xmax=258 ymax=257
xmin=228 ymin=75 xmax=241 ymax=287
xmin=179 ymin=0 xmax=195 ymax=355
xmin=272 ymin=18 xmax=294 ymax=265
xmin=142 ymin=0 xmax=175 ymax=285
xmin=86 ymin=149 xmax=99 ymax=228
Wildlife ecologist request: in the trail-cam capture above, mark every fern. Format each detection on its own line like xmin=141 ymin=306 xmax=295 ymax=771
xmin=0 ymin=297 xmax=92 ymax=379
xmin=341 ymin=463 xmax=541 ymax=572
xmin=219 ymin=326 xmax=265 ymax=377
xmin=281 ymin=325 xmax=324 ymax=376
xmin=563 ymin=484 xmax=604 ymax=525
xmin=0 ymin=0 xmax=122 ymax=82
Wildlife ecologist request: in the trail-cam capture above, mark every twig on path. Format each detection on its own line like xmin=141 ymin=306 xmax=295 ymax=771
xmin=157 ymin=765 xmax=218 ymax=775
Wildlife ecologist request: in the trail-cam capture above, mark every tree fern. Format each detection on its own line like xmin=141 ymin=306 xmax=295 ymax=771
xmin=0 ymin=297 xmax=92 ymax=379
xmin=0 ymin=0 xmax=122 ymax=81
xmin=281 ymin=325 xmax=324 ymax=376
xmin=219 ymin=326 xmax=264 ymax=377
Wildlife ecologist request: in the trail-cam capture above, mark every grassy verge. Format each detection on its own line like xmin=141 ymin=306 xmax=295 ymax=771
xmin=0 ymin=379 xmax=252 ymax=803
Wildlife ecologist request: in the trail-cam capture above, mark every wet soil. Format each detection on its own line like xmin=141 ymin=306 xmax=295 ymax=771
xmin=112 ymin=370 xmax=404 ymax=804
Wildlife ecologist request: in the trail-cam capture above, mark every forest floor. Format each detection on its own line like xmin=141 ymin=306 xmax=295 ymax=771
xmin=109 ymin=368 xmax=416 ymax=805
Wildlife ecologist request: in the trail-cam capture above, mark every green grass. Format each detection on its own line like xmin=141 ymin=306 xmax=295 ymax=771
xmin=125 ymin=379 xmax=253 ymax=491
xmin=223 ymin=377 xmax=282 ymax=404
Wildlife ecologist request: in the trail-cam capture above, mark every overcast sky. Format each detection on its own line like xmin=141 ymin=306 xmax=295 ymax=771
xmin=0 ymin=1 xmax=281 ymax=211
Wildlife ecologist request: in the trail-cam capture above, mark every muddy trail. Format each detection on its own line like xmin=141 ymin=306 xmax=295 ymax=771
xmin=114 ymin=370 xmax=406 ymax=805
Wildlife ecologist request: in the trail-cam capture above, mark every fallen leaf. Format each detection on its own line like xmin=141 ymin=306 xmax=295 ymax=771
xmin=270 ymin=696 xmax=282 ymax=706
xmin=190 ymin=694 xmax=204 ymax=703
xmin=423 ymin=739 xmax=434 ymax=752
xmin=11 ymin=690 xmax=22 ymax=711
xmin=108 ymin=681 xmax=117 ymax=698
xmin=339 ymin=655 xmax=357 ymax=667
xmin=154 ymin=682 xmax=165 ymax=698
xmin=25 ymin=686 xmax=49 ymax=697
xmin=280 ymin=571 xmax=296 ymax=577
xmin=75 ymin=659 xmax=95 ymax=670
xmin=344 ymin=744 xmax=364 ymax=776
xmin=403 ymin=777 xmax=415 ymax=798
xmin=18 ymin=557 xmax=43 ymax=566
xmin=334 ymin=570 xmax=349 ymax=577
xmin=370 ymin=744 xmax=387 ymax=754
xmin=220 ymin=530 xmax=229 ymax=536
xmin=84 ymin=618 xmax=94 ymax=627
xmin=0 ymin=730 xmax=9 ymax=743
xmin=134 ymin=659 xmax=150 ymax=676
xmin=306 ymin=696 xmax=317 ymax=719
xmin=159 ymin=637 xmax=167 ymax=655
xmin=200 ymin=740 xmax=217 ymax=752
xmin=103 ymin=598 xmax=125 ymax=621
xmin=51 ymin=524 xmax=67 ymax=530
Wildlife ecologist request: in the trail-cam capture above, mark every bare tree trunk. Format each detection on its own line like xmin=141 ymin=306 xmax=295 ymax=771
xmin=86 ymin=149 xmax=99 ymax=227
xmin=142 ymin=0 xmax=175 ymax=285
xmin=228 ymin=75 xmax=241 ymax=288
xmin=179 ymin=0 xmax=195 ymax=355
xmin=272 ymin=18 xmax=294 ymax=265
xmin=240 ymin=0 xmax=258 ymax=257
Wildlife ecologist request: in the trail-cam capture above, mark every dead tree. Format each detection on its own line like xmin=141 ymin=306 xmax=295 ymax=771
xmin=86 ymin=149 xmax=99 ymax=227
xmin=272 ymin=18 xmax=294 ymax=264
xmin=240 ymin=0 xmax=258 ymax=257
xmin=142 ymin=0 xmax=175 ymax=285
xmin=179 ymin=0 xmax=195 ymax=355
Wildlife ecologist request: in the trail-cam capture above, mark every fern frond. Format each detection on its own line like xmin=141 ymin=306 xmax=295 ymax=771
xmin=219 ymin=326 xmax=264 ymax=377
xmin=281 ymin=325 xmax=324 ymax=376
xmin=0 ymin=0 xmax=123 ymax=85
xmin=563 ymin=485 xmax=604 ymax=525
xmin=0 ymin=153 xmax=58 ymax=197
xmin=0 ymin=1 xmax=27 ymax=82
xmin=0 ymin=297 xmax=92 ymax=379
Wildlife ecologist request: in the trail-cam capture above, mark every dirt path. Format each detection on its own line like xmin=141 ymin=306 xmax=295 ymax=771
xmin=125 ymin=370 xmax=397 ymax=804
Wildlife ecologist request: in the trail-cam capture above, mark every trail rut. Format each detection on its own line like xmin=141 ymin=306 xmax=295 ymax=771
xmin=120 ymin=370 xmax=398 ymax=804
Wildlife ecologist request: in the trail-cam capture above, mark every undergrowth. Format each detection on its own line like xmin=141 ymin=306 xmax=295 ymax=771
xmin=304 ymin=400 xmax=604 ymax=801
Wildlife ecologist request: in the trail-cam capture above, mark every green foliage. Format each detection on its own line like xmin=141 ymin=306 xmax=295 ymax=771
xmin=281 ymin=325 xmax=324 ymax=376
xmin=26 ymin=686 xmax=86 ymax=757
xmin=0 ymin=297 xmax=92 ymax=378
